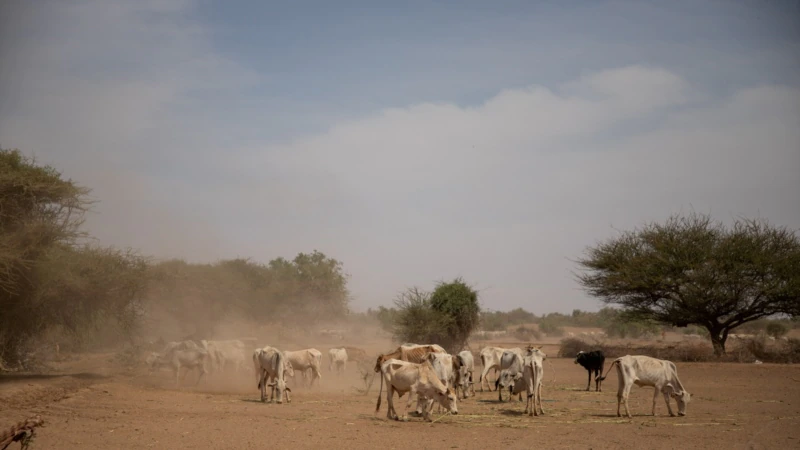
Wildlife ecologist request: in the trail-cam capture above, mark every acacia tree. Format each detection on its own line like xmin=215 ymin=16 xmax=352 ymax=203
xmin=575 ymin=213 xmax=800 ymax=356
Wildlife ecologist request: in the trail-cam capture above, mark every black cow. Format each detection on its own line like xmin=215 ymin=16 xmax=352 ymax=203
xmin=575 ymin=350 xmax=605 ymax=392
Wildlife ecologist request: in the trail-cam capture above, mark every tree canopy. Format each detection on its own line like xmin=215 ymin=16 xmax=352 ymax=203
xmin=388 ymin=278 xmax=481 ymax=353
xmin=575 ymin=213 xmax=800 ymax=355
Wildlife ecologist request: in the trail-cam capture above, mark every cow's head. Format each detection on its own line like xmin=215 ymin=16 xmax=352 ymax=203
xmin=433 ymin=387 xmax=458 ymax=415
xmin=145 ymin=352 xmax=162 ymax=372
xmin=666 ymin=384 xmax=690 ymax=416
xmin=497 ymin=369 xmax=522 ymax=391
xmin=374 ymin=355 xmax=385 ymax=373
xmin=574 ymin=351 xmax=586 ymax=365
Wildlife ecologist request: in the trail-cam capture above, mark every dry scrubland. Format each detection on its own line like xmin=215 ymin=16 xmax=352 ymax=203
xmin=2 ymin=330 xmax=799 ymax=450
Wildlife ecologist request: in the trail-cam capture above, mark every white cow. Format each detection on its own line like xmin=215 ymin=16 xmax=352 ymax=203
xmin=597 ymin=355 xmax=691 ymax=418
xmin=455 ymin=350 xmax=475 ymax=399
xmin=507 ymin=352 xmax=545 ymax=416
xmin=478 ymin=346 xmax=506 ymax=391
xmin=375 ymin=359 xmax=458 ymax=422
xmin=285 ymin=348 xmax=323 ymax=388
xmin=146 ymin=347 xmax=209 ymax=387
xmin=201 ymin=339 xmax=248 ymax=375
xmin=424 ymin=352 xmax=462 ymax=413
xmin=328 ymin=348 xmax=348 ymax=375
xmin=253 ymin=346 xmax=294 ymax=403
xmin=496 ymin=347 xmax=525 ymax=401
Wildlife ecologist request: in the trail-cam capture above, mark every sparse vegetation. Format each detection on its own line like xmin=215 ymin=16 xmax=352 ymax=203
xmin=575 ymin=212 xmax=800 ymax=355
xmin=387 ymin=279 xmax=481 ymax=353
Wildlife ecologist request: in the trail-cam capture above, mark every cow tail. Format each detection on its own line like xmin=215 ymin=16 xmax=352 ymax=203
xmin=596 ymin=359 xmax=618 ymax=382
xmin=375 ymin=366 xmax=385 ymax=413
xmin=254 ymin=351 xmax=262 ymax=389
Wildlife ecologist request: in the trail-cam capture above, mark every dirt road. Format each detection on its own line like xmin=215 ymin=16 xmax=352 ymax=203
xmin=2 ymin=350 xmax=798 ymax=450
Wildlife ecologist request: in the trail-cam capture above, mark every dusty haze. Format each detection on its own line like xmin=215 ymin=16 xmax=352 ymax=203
xmin=1 ymin=0 xmax=799 ymax=313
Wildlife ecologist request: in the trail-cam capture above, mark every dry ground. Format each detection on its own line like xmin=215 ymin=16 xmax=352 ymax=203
xmin=2 ymin=341 xmax=799 ymax=450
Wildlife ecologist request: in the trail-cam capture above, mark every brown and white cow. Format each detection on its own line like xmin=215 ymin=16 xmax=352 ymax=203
xmin=375 ymin=359 xmax=458 ymax=422
xmin=597 ymin=355 xmax=691 ymax=418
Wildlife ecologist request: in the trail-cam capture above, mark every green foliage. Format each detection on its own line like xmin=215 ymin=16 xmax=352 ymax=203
xmin=388 ymin=279 xmax=481 ymax=352
xmin=576 ymin=212 xmax=800 ymax=355
xmin=0 ymin=149 xmax=151 ymax=365
xmin=480 ymin=307 xmax=538 ymax=331
xmin=429 ymin=278 xmax=480 ymax=350
xmin=766 ymin=322 xmax=789 ymax=339
xmin=146 ymin=250 xmax=351 ymax=335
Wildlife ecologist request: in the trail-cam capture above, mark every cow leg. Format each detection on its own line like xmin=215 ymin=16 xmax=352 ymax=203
xmin=479 ymin=365 xmax=492 ymax=392
xmin=621 ymin=382 xmax=633 ymax=418
xmin=536 ymin=382 xmax=545 ymax=415
xmin=386 ymin=384 xmax=397 ymax=420
xmin=525 ymin=393 xmax=532 ymax=415
xmin=662 ymin=390 xmax=676 ymax=417
xmin=587 ymin=370 xmax=592 ymax=391
xmin=652 ymin=387 xmax=660 ymax=416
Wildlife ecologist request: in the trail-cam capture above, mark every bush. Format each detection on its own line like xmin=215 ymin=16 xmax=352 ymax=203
xmin=513 ymin=325 xmax=542 ymax=341
xmin=539 ymin=317 xmax=564 ymax=337
xmin=766 ymin=322 xmax=789 ymax=339
xmin=389 ymin=279 xmax=481 ymax=353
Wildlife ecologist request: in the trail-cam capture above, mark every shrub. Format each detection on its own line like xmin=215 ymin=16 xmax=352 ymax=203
xmin=766 ymin=322 xmax=789 ymax=339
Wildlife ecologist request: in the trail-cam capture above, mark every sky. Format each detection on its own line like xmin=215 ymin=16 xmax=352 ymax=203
xmin=1 ymin=0 xmax=799 ymax=314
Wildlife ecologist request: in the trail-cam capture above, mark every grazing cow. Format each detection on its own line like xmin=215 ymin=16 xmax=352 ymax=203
xmin=597 ymin=355 xmax=691 ymax=418
xmin=575 ymin=350 xmax=606 ymax=391
xmin=456 ymin=351 xmax=475 ymax=399
xmin=478 ymin=347 xmax=506 ymax=391
xmin=253 ymin=347 xmax=294 ymax=403
xmin=146 ymin=347 xmax=209 ymax=386
xmin=496 ymin=348 xmax=525 ymax=401
xmin=285 ymin=348 xmax=323 ymax=388
xmin=375 ymin=359 xmax=458 ymax=422
xmin=329 ymin=348 xmax=348 ymax=374
xmin=507 ymin=353 xmax=545 ymax=416
xmin=424 ymin=352 xmax=463 ymax=412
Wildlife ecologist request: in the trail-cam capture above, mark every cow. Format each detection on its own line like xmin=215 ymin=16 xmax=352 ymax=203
xmin=506 ymin=353 xmax=545 ymax=416
xmin=285 ymin=348 xmax=323 ymax=388
xmin=373 ymin=344 xmax=446 ymax=373
xmin=375 ymin=359 xmax=458 ymax=422
xmin=478 ymin=346 xmax=505 ymax=391
xmin=201 ymin=339 xmax=248 ymax=375
xmin=424 ymin=352 xmax=463 ymax=413
xmin=372 ymin=345 xmax=448 ymax=415
xmin=329 ymin=348 xmax=348 ymax=374
xmin=253 ymin=346 xmax=294 ymax=403
xmin=496 ymin=348 xmax=525 ymax=401
xmin=455 ymin=350 xmax=475 ymax=399
xmin=341 ymin=346 xmax=369 ymax=364
xmin=146 ymin=347 xmax=209 ymax=387
xmin=575 ymin=350 xmax=606 ymax=392
xmin=597 ymin=355 xmax=691 ymax=418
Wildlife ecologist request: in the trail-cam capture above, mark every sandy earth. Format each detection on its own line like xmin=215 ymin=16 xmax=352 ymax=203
xmin=2 ymin=342 xmax=799 ymax=450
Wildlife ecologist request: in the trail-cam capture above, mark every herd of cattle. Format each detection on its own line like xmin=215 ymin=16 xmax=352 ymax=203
xmin=145 ymin=340 xmax=691 ymax=422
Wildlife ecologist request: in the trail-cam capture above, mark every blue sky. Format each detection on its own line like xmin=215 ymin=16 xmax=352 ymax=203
xmin=1 ymin=0 xmax=799 ymax=314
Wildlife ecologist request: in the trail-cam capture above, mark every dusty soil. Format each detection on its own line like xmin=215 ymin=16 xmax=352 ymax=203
xmin=2 ymin=343 xmax=799 ymax=450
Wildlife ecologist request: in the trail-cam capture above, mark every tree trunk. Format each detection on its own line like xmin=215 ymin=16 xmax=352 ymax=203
xmin=708 ymin=327 xmax=727 ymax=356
